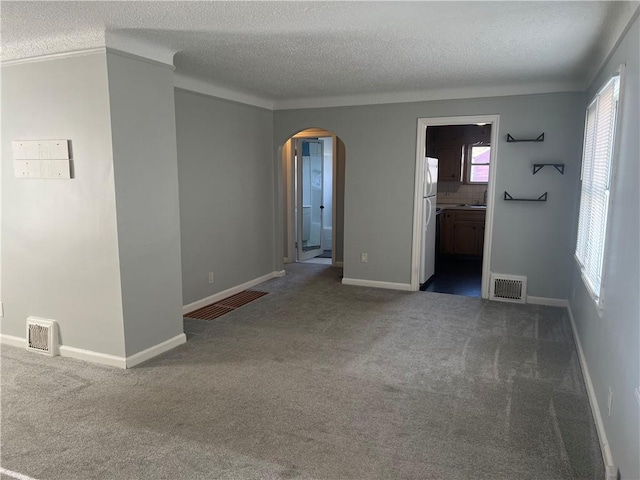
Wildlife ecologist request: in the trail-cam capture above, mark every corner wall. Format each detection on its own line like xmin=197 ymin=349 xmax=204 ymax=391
xmin=1 ymin=53 xmax=126 ymax=356
xmin=106 ymin=52 xmax=185 ymax=357
xmin=174 ymin=89 xmax=275 ymax=306
xmin=569 ymin=13 xmax=640 ymax=479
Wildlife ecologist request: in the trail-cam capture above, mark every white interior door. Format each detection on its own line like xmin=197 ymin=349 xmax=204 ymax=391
xmin=297 ymin=139 xmax=324 ymax=261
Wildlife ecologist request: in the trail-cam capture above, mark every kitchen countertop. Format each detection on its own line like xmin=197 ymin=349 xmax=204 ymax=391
xmin=437 ymin=203 xmax=487 ymax=211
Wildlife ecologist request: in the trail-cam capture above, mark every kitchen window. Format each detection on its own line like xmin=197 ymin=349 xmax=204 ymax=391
xmin=466 ymin=144 xmax=491 ymax=183
xmin=575 ymin=71 xmax=620 ymax=305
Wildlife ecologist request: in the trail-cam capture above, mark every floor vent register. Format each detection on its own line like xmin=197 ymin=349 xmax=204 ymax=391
xmin=185 ymin=290 xmax=268 ymax=320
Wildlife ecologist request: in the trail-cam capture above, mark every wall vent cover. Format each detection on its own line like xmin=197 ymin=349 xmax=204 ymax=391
xmin=490 ymin=274 xmax=527 ymax=303
xmin=26 ymin=317 xmax=58 ymax=356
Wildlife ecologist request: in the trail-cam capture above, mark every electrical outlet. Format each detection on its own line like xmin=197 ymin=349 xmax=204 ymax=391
xmin=607 ymin=388 xmax=613 ymax=416
xmin=360 ymin=253 xmax=368 ymax=263
xmin=208 ymin=272 xmax=214 ymax=284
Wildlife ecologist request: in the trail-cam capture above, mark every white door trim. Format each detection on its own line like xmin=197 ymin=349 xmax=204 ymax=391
xmin=411 ymin=114 xmax=500 ymax=299
xmin=331 ymin=135 xmax=337 ymax=266
xmin=284 ymin=139 xmax=296 ymax=263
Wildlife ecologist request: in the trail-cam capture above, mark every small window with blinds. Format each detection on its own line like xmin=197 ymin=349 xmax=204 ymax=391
xmin=575 ymin=72 xmax=620 ymax=304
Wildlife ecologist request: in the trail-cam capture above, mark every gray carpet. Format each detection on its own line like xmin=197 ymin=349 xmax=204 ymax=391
xmin=1 ymin=264 xmax=604 ymax=479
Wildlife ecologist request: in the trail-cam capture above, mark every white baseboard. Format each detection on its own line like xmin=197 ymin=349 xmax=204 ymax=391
xmin=566 ymin=304 xmax=616 ymax=475
xmin=526 ymin=296 xmax=569 ymax=307
xmin=341 ymin=277 xmax=413 ymax=291
xmin=0 ymin=467 xmax=40 ymax=480
xmin=0 ymin=334 xmax=27 ymax=348
xmin=2 ymin=332 xmax=187 ymax=369
xmin=183 ymin=270 xmax=283 ymax=315
xmin=59 ymin=345 xmax=127 ymax=368
xmin=126 ymin=333 xmax=186 ymax=368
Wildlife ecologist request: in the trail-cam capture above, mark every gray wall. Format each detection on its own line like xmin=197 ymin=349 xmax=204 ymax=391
xmin=106 ymin=52 xmax=184 ymax=356
xmin=1 ymin=53 xmax=126 ymax=356
xmin=274 ymin=93 xmax=585 ymax=297
xmin=570 ymin=13 xmax=639 ymax=479
xmin=174 ymin=89 xmax=275 ymax=306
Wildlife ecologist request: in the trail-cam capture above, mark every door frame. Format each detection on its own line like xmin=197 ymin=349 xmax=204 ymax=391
xmin=284 ymin=129 xmax=338 ymax=265
xmin=410 ymin=114 xmax=500 ymax=298
xmin=296 ymin=138 xmax=325 ymax=261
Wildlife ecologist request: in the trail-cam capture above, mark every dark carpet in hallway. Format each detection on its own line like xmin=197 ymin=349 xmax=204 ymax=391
xmin=1 ymin=264 xmax=603 ymax=479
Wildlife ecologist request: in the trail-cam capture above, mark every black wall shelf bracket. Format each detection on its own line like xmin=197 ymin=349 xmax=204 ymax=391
xmin=504 ymin=191 xmax=548 ymax=202
xmin=533 ymin=163 xmax=564 ymax=175
xmin=506 ymin=133 xmax=545 ymax=143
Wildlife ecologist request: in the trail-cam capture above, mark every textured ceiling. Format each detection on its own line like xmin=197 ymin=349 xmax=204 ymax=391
xmin=1 ymin=1 xmax=638 ymax=106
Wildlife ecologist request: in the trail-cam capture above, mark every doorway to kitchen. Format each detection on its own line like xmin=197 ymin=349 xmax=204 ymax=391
xmin=281 ymin=128 xmax=345 ymax=267
xmin=411 ymin=116 xmax=499 ymax=298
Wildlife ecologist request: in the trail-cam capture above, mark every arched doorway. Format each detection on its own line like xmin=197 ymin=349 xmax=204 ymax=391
xmin=281 ymin=128 xmax=345 ymax=266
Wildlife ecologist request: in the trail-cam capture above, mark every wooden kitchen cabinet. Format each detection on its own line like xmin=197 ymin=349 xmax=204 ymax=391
xmin=463 ymin=125 xmax=491 ymax=144
xmin=428 ymin=125 xmax=490 ymax=183
xmin=453 ymin=223 xmax=478 ymax=255
xmin=441 ymin=212 xmax=454 ymax=254
xmin=435 ymin=144 xmax=463 ymax=182
xmin=435 ymin=125 xmax=464 ymax=144
xmin=440 ymin=209 xmax=486 ymax=256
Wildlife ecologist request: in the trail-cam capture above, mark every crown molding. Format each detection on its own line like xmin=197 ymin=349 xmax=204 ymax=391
xmin=105 ymin=48 xmax=176 ymax=71
xmin=172 ymin=75 xmax=583 ymax=112
xmin=272 ymin=81 xmax=584 ymax=110
xmin=105 ymin=31 xmax=176 ymax=68
xmin=173 ymin=73 xmax=275 ymax=110
xmin=1 ymin=45 xmax=176 ymax=71
xmin=1 ymin=47 xmax=106 ymax=67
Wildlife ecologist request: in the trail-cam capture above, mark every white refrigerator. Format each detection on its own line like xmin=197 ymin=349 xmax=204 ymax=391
xmin=420 ymin=157 xmax=438 ymax=285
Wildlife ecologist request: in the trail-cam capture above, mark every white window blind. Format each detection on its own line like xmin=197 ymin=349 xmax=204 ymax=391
xmin=575 ymin=74 xmax=620 ymax=300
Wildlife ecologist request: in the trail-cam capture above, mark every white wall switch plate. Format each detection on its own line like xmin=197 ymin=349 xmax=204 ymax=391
xmin=37 ymin=141 xmax=51 ymax=159
xmin=49 ymin=160 xmax=71 ymax=179
xmin=12 ymin=141 xmax=28 ymax=159
xmin=360 ymin=253 xmax=368 ymax=263
xmin=49 ymin=140 xmax=69 ymax=159
xmin=13 ymin=160 xmax=42 ymax=178
xmin=14 ymin=159 xmax=71 ymax=179
xmin=24 ymin=141 xmax=40 ymax=159
xmin=12 ymin=140 xmax=69 ymax=160
xmin=29 ymin=161 xmax=44 ymax=178
xmin=41 ymin=160 xmax=52 ymax=178
xmin=14 ymin=160 xmax=30 ymax=177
